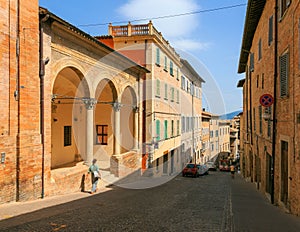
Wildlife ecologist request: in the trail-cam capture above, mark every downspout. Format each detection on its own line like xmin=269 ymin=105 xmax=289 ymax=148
xmin=271 ymin=1 xmax=278 ymax=205
xmin=192 ymin=82 xmax=195 ymax=163
xmin=292 ymin=0 xmax=300 ymax=165
xmin=142 ymin=40 xmax=147 ymax=168
xmin=39 ymin=25 xmax=45 ymax=199
xmin=15 ymin=0 xmax=21 ymax=202
xmin=39 ymin=13 xmax=50 ymax=199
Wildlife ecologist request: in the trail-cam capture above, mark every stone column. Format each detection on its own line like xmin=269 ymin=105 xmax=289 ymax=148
xmin=113 ymin=102 xmax=121 ymax=155
xmin=133 ymin=106 xmax=139 ymax=150
xmin=83 ymin=98 xmax=97 ymax=165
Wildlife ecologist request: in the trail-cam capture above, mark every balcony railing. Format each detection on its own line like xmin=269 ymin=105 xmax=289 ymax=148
xmin=109 ymin=21 xmax=179 ymax=59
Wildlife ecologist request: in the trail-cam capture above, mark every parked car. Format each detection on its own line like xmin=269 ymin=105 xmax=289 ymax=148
xmin=197 ymin=164 xmax=209 ymax=176
xmin=219 ymin=159 xmax=230 ymax=171
xmin=205 ymin=161 xmax=217 ymax=171
xmin=182 ymin=163 xmax=198 ymax=177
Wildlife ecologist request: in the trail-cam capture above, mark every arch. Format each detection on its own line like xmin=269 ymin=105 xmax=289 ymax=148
xmin=93 ymin=79 xmax=118 ymax=160
xmin=51 ymin=66 xmax=88 ymax=169
xmin=119 ymin=86 xmax=137 ymax=153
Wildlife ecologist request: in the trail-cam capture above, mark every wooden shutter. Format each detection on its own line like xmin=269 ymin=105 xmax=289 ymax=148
xmin=280 ymin=53 xmax=289 ymax=97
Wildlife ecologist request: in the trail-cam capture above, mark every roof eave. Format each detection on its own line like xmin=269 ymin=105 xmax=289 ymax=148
xmin=238 ymin=0 xmax=266 ymax=73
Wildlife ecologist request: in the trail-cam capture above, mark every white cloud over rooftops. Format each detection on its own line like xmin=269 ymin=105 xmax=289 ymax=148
xmin=117 ymin=0 xmax=204 ymax=49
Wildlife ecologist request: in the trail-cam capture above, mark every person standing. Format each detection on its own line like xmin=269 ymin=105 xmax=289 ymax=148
xmin=230 ymin=164 xmax=235 ymax=179
xmin=88 ymin=158 xmax=101 ymax=194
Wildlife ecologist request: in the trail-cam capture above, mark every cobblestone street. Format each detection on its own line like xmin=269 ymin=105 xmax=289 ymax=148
xmin=1 ymin=172 xmax=300 ymax=232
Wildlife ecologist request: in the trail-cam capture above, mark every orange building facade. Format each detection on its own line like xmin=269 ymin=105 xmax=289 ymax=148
xmin=238 ymin=0 xmax=300 ymax=216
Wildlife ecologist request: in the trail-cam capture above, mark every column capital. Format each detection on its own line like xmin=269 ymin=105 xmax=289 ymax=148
xmin=113 ymin=102 xmax=122 ymax=112
xmin=82 ymin=98 xmax=97 ymax=110
xmin=133 ymin=106 xmax=139 ymax=113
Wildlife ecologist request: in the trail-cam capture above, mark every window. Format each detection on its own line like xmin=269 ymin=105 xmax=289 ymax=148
xmin=164 ymin=120 xmax=168 ymax=139
xmin=182 ymin=116 xmax=185 ymax=133
xmin=156 ymin=79 xmax=160 ymax=97
xmin=176 ymin=89 xmax=180 ymax=103
xmin=280 ymin=52 xmax=289 ymax=97
xmin=96 ymin=125 xmax=108 ymax=145
xmin=259 ymin=106 xmax=262 ymax=134
xmin=190 ymin=82 xmax=194 ymax=96
xmin=171 ymin=120 xmax=174 ymax=137
xmin=176 ymin=68 xmax=179 ymax=80
xmin=266 ymin=106 xmax=272 ymax=137
xmin=156 ymin=47 xmax=160 ymax=65
xmin=177 ymin=120 xmax=180 ymax=135
xmin=268 ymin=15 xmax=273 ymax=45
xmin=156 ymin=159 xmax=159 ymax=171
xmin=170 ymin=61 xmax=174 ymax=76
xmin=164 ymin=56 xmax=168 ymax=71
xmin=64 ymin=126 xmax=72 ymax=146
xmin=257 ymin=75 xmax=259 ymax=88
xmin=181 ymin=76 xmax=185 ymax=89
xmin=156 ymin=120 xmax=160 ymax=141
xmin=250 ymin=53 xmax=254 ymax=72
xmin=280 ymin=0 xmax=291 ymax=17
xmin=164 ymin=83 xmax=168 ymax=100
xmin=262 ymin=73 xmax=264 ymax=89
xmin=253 ymin=108 xmax=256 ymax=131
xmin=258 ymin=39 xmax=262 ymax=60
xmin=170 ymin=87 xmax=174 ymax=102
xmin=215 ymin=130 xmax=218 ymax=137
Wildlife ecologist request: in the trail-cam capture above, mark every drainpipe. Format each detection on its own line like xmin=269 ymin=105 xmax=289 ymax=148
xmin=271 ymin=1 xmax=278 ymax=205
xmin=39 ymin=25 xmax=45 ymax=199
xmin=39 ymin=13 xmax=50 ymax=199
xmin=15 ymin=0 xmax=20 ymax=202
xmin=142 ymin=40 xmax=147 ymax=169
xmin=192 ymin=82 xmax=195 ymax=163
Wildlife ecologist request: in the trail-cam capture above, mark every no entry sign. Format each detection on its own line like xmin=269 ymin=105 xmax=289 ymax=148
xmin=259 ymin=94 xmax=274 ymax=107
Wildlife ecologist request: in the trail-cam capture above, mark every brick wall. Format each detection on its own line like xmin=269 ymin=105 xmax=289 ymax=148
xmin=0 ymin=0 xmax=41 ymax=204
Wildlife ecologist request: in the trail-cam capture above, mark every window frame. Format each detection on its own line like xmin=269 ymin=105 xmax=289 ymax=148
xmin=64 ymin=126 xmax=72 ymax=147
xmin=96 ymin=125 xmax=108 ymax=145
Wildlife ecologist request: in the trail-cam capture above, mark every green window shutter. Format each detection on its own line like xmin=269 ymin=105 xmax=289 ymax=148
xmin=156 ymin=79 xmax=160 ymax=97
xmin=164 ymin=83 xmax=168 ymax=99
xmin=164 ymin=56 xmax=167 ymax=70
xmin=156 ymin=48 xmax=160 ymax=65
xmin=164 ymin=120 xmax=168 ymax=139
xmin=171 ymin=87 xmax=174 ymax=102
xmin=170 ymin=61 xmax=173 ymax=76
xmin=156 ymin=120 xmax=160 ymax=141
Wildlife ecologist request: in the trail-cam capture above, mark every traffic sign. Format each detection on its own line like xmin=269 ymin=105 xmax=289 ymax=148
xmin=259 ymin=94 xmax=274 ymax=107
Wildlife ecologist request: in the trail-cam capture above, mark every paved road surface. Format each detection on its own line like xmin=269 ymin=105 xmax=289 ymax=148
xmin=1 ymin=172 xmax=300 ymax=231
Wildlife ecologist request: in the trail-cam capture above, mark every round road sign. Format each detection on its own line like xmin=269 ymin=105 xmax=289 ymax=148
xmin=259 ymin=94 xmax=274 ymax=107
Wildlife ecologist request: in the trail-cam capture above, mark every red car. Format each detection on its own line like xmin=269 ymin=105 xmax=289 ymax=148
xmin=182 ymin=163 xmax=198 ymax=177
xmin=219 ymin=160 xmax=230 ymax=171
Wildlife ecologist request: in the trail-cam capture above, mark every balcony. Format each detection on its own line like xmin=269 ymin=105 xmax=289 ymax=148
xmin=109 ymin=21 xmax=180 ymax=59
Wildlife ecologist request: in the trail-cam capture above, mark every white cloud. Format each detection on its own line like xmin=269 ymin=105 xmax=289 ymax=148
xmin=172 ymin=39 xmax=211 ymax=51
xmin=117 ymin=0 xmax=201 ymax=39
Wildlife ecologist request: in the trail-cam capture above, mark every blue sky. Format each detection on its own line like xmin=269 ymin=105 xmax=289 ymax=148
xmin=39 ymin=0 xmax=247 ymax=115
